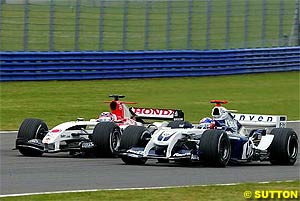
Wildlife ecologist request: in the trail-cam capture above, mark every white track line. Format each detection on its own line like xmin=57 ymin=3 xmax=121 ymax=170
xmin=0 ymin=131 xmax=17 ymax=134
xmin=0 ymin=180 xmax=297 ymax=198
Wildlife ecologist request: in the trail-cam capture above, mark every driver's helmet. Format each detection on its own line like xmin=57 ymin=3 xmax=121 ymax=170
xmin=97 ymin=112 xmax=116 ymax=122
xmin=198 ymin=117 xmax=213 ymax=129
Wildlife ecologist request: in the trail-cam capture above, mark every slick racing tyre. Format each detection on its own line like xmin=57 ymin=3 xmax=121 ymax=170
xmin=91 ymin=122 xmax=121 ymax=157
xmin=167 ymin=120 xmax=193 ymax=129
xmin=119 ymin=126 xmax=150 ymax=165
xmin=119 ymin=125 xmax=151 ymax=150
xmin=199 ymin=130 xmax=231 ymax=167
xmin=16 ymin=118 xmax=48 ymax=156
xmin=269 ymin=128 xmax=298 ymax=165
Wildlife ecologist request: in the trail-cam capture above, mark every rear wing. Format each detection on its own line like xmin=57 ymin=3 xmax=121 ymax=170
xmin=232 ymin=113 xmax=287 ymax=128
xmin=131 ymin=107 xmax=184 ymax=121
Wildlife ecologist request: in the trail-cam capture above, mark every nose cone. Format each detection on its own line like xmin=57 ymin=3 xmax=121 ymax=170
xmin=42 ymin=129 xmax=61 ymax=144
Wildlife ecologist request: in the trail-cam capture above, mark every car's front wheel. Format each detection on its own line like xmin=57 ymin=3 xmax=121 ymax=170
xmin=199 ymin=130 xmax=231 ymax=167
xmin=119 ymin=125 xmax=150 ymax=165
xmin=119 ymin=125 xmax=150 ymax=150
xmin=16 ymin=118 xmax=48 ymax=156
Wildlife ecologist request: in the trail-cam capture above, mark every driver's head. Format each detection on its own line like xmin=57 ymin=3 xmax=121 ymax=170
xmin=97 ymin=112 xmax=116 ymax=122
xmin=198 ymin=117 xmax=213 ymax=129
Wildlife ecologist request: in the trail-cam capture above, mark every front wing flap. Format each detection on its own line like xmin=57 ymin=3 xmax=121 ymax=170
xmin=119 ymin=147 xmax=195 ymax=160
xmin=16 ymin=138 xmax=45 ymax=153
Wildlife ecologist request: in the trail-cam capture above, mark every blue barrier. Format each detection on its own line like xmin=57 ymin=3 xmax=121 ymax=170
xmin=1 ymin=47 xmax=299 ymax=81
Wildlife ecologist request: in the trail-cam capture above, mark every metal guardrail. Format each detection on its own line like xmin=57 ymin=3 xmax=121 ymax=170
xmin=1 ymin=0 xmax=299 ymax=51
xmin=1 ymin=47 xmax=299 ymax=81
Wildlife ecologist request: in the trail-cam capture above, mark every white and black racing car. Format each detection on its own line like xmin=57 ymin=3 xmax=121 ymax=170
xmin=15 ymin=95 xmax=184 ymax=157
xmin=118 ymin=100 xmax=298 ymax=167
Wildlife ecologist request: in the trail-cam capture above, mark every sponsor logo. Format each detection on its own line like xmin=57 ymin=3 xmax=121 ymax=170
xmin=160 ymin=131 xmax=175 ymax=138
xmin=132 ymin=108 xmax=174 ymax=118
xmin=158 ymin=131 xmax=176 ymax=141
xmin=28 ymin=139 xmax=40 ymax=144
xmin=173 ymin=152 xmax=191 ymax=157
xmin=81 ymin=142 xmax=94 ymax=149
xmin=233 ymin=114 xmax=275 ymax=122
xmin=50 ymin=129 xmax=62 ymax=133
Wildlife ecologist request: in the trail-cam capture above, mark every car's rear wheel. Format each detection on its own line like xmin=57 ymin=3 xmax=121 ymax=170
xmin=269 ymin=128 xmax=298 ymax=165
xmin=16 ymin=118 xmax=48 ymax=156
xmin=199 ymin=130 xmax=231 ymax=167
xmin=91 ymin=122 xmax=121 ymax=157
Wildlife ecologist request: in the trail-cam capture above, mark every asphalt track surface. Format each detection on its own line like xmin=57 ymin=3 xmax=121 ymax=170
xmin=1 ymin=122 xmax=299 ymax=196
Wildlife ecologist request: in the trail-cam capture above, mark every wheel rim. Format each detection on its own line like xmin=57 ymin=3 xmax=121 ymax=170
xmin=218 ymin=135 xmax=230 ymax=162
xmin=35 ymin=124 xmax=47 ymax=140
xmin=111 ymin=129 xmax=121 ymax=152
xmin=287 ymin=136 xmax=298 ymax=159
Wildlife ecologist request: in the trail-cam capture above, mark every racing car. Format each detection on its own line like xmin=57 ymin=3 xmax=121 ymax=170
xmin=118 ymin=100 xmax=298 ymax=167
xmin=15 ymin=95 xmax=184 ymax=157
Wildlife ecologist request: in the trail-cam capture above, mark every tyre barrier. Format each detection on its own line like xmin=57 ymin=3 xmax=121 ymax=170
xmin=1 ymin=47 xmax=299 ymax=81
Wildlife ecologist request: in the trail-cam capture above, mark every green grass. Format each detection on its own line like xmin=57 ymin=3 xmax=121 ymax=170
xmin=0 ymin=0 xmax=297 ymax=51
xmin=1 ymin=180 xmax=299 ymax=201
xmin=0 ymin=72 xmax=299 ymax=130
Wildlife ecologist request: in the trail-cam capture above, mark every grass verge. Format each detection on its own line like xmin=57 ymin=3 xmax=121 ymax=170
xmin=0 ymin=72 xmax=299 ymax=130
xmin=1 ymin=180 xmax=299 ymax=201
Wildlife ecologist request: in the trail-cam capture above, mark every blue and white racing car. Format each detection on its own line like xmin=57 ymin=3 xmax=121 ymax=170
xmin=118 ymin=100 xmax=298 ymax=167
